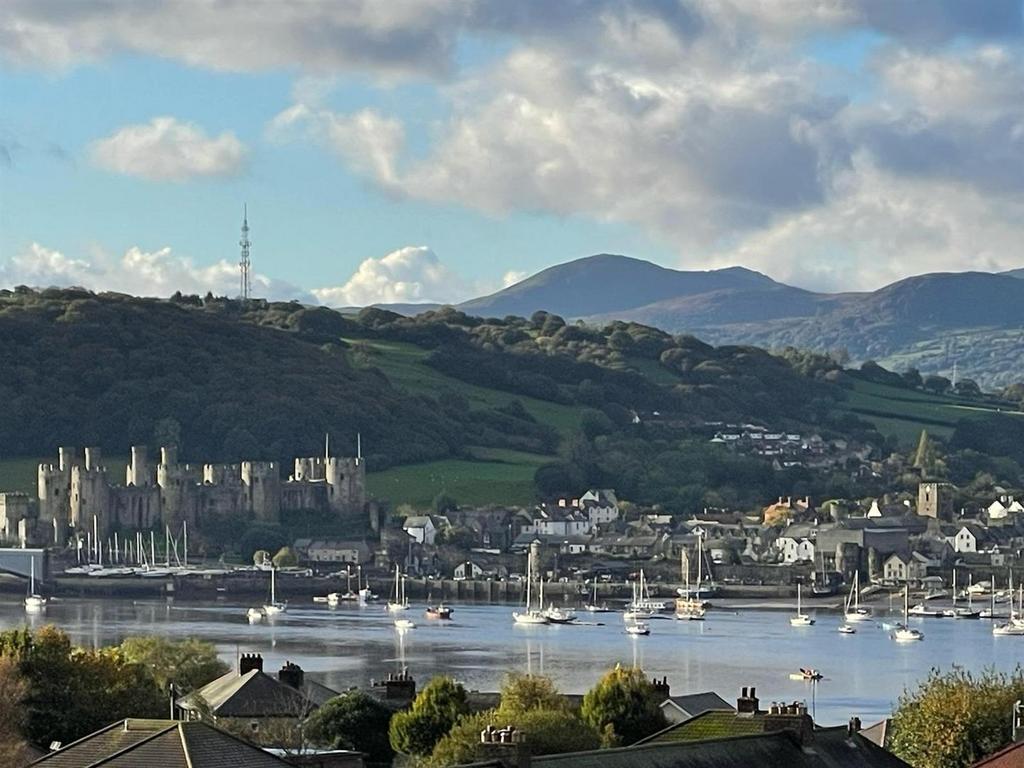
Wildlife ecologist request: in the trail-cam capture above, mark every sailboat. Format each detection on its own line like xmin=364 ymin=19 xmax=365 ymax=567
xmin=892 ymin=585 xmax=924 ymax=641
xmin=992 ymin=574 xmax=1024 ymax=636
xmin=262 ymin=566 xmax=287 ymax=615
xmin=425 ymin=591 xmax=453 ymax=619
xmin=789 ymin=583 xmax=815 ymax=626
xmin=387 ymin=564 xmax=410 ymax=612
xmin=584 ymin=580 xmax=611 ymax=613
xmin=843 ymin=571 xmax=870 ymax=623
xmin=542 ymin=583 xmax=577 ymax=623
xmin=512 ymin=546 xmax=549 ymax=624
xmin=24 ymin=556 xmax=46 ymax=612
xmin=625 ymin=619 xmax=650 ymax=636
xmin=951 ymin=572 xmax=981 ymax=619
xmin=675 ymin=547 xmax=706 ymax=620
xmin=626 ymin=569 xmax=668 ymax=617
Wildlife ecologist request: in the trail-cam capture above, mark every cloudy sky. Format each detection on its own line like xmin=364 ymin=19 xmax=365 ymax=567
xmin=1 ymin=1 xmax=1022 ymax=304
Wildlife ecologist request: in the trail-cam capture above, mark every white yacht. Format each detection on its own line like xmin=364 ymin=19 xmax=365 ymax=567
xmin=843 ymin=571 xmax=870 ymax=623
xmin=790 ymin=583 xmax=815 ymax=627
xmin=513 ymin=545 xmax=549 ymax=625
xmin=675 ymin=547 xmax=706 ymax=621
xmin=387 ymin=565 xmax=410 ymax=613
xmin=584 ymin=581 xmax=611 ymax=613
xmin=892 ymin=586 xmax=924 ymax=642
xmin=627 ymin=570 xmax=670 ymax=614
xmin=394 ymin=618 xmax=416 ymax=630
xmin=625 ymin=620 xmax=650 ymax=636
xmin=24 ymin=556 xmax=46 ymax=612
xmin=262 ymin=567 xmax=287 ymax=616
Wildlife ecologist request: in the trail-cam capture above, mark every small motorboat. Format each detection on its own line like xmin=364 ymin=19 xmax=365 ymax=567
xmin=246 ymin=607 xmax=264 ymax=623
xmin=789 ymin=668 xmax=823 ymax=681
xmin=892 ymin=625 xmax=924 ymax=642
xmin=838 ymin=624 xmax=856 ymax=635
xmin=425 ymin=604 xmax=453 ymax=620
xmin=543 ymin=605 xmax=577 ymax=624
xmin=394 ymin=618 xmax=416 ymax=630
xmin=625 ymin=621 xmax=650 ymax=636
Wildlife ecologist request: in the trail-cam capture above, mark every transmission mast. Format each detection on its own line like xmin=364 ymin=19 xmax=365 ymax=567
xmin=239 ymin=204 xmax=251 ymax=300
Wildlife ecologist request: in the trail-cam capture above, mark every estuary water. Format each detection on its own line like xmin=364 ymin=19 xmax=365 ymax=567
xmin=2 ymin=597 xmax=1020 ymax=726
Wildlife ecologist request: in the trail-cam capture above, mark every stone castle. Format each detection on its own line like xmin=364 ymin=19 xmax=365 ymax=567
xmin=2 ymin=444 xmax=365 ymax=546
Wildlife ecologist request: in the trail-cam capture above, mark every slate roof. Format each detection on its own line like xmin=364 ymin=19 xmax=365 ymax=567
xmin=972 ymin=739 xmax=1024 ymax=767
xmin=179 ymin=669 xmax=337 ymax=717
xmin=643 ymin=710 xmax=767 ymax=742
xmin=29 ymin=719 xmax=290 ymax=767
xmin=521 ymin=728 xmax=909 ymax=768
xmin=661 ymin=692 xmax=734 ymax=718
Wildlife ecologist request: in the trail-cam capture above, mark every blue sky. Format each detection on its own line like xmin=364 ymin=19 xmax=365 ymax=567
xmin=1 ymin=1 xmax=1022 ymax=304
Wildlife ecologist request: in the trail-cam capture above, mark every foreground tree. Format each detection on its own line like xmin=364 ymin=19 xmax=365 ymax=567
xmin=0 ymin=626 xmax=164 ymax=747
xmin=0 ymin=656 xmax=30 ymax=758
xmin=305 ymin=690 xmax=394 ymax=764
xmin=580 ymin=665 xmax=667 ymax=746
xmin=889 ymin=667 xmax=1024 ymax=768
xmin=389 ymin=676 xmax=469 ymax=757
xmin=117 ymin=636 xmax=228 ymax=693
xmin=429 ymin=674 xmax=599 ymax=767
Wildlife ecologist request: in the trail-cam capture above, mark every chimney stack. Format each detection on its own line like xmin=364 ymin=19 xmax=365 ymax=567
xmin=737 ymin=686 xmax=759 ymax=716
xmin=278 ymin=661 xmax=304 ymax=690
xmin=847 ymin=717 xmax=862 ymax=737
xmin=239 ymin=653 xmax=263 ymax=675
xmin=479 ymin=725 xmax=530 ymax=768
xmin=764 ymin=700 xmax=814 ymax=745
xmin=650 ymin=676 xmax=670 ymax=700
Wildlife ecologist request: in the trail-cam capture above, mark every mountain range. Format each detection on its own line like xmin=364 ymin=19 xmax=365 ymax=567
xmin=356 ymin=255 xmax=1024 ymax=389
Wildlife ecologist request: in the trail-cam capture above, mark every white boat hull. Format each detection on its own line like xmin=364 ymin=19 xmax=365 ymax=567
xmin=513 ymin=611 xmax=549 ymax=625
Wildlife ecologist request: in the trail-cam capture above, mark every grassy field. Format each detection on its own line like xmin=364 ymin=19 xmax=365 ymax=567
xmin=367 ymin=448 xmax=549 ymax=507
xmin=0 ymin=456 xmax=129 ymax=495
xmin=346 ymin=339 xmax=582 ymax=437
xmin=835 ymin=378 xmax=1015 ymax=446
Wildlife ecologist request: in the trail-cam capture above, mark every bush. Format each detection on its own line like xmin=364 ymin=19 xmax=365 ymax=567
xmin=306 ymin=691 xmax=394 ymax=763
xmin=389 ymin=676 xmax=469 ymax=757
xmin=580 ymin=665 xmax=667 ymax=746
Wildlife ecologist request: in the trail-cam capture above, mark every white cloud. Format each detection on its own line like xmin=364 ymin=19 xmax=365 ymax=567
xmin=703 ymin=155 xmax=1024 ymax=291
xmin=502 ymin=270 xmax=528 ymax=287
xmin=313 ymin=246 xmax=469 ymax=306
xmin=89 ymin=117 xmax=246 ymax=181
xmin=0 ymin=242 xmax=311 ymax=301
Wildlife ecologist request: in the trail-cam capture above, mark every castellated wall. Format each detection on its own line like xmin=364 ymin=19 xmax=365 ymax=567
xmin=28 ymin=444 xmax=367 ymax=543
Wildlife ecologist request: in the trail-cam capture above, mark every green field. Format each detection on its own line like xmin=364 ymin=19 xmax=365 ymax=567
xmin=346 ymin=339 xmax=582 ymax=437
xmin=835 ymin=378 xmax=1016 ymax=446
xmin=0 ymin=456 xmax=129 ymax=495
xmin=367 ymin=448 xmax=549 ymax=507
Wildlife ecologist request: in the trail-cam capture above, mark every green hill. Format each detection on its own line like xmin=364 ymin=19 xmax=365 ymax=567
xmin=0 ymin=288 xmax=1020 ymax=509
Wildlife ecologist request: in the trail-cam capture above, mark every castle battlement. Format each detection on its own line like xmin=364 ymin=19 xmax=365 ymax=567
xmin=28 ymin=443 xmax=366 ymax=544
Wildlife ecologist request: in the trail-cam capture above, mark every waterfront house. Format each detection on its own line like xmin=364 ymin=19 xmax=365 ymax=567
xmin=27 ymin=719 xmax=294 ymax=767
xmin=403 ymin=515 xmax=438 ymax=545
xmin=296 ymin=538 xmax=372 ymax=565
xmin=579 ymin=489 xmax=620 ymax=524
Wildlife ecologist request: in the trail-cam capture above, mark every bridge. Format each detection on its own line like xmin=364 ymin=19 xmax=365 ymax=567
xmin=0 ymin=548 xmax=47 ymax=581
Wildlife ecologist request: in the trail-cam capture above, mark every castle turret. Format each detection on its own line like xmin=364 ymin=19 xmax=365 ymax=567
xmin=71 ymin=447 xmax=109 ymax=534
xmin=39 ymin=447 xmax=75 ymax=546
xmin=127 ymin=445 xmax=151 ymax=487
xmin=242 ymin=461 xmax=281 ymax=523
xmin=326 ymin=456 xmax=366 ymax=515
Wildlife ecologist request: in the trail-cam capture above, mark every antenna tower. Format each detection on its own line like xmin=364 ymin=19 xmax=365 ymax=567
xmin=239 ymin=204 xmax=251 ymax=300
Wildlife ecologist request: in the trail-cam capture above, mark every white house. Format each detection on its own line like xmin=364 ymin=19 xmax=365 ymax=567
xmin=454 ymin=561 xmax=484 ymax=580
xmin=580 ymin=489 xmax=619 ymax=525
xmin=776 ymin=536 xmax=815 ymax=563
xmin=403 ymin=516 xmax=438 ymax=546
xmin=950 ymin=525 xmax=987 ymax=554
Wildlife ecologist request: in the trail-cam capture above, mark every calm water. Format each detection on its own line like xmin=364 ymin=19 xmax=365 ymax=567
xmin=2 ymin=597 xmax=1021 ymax=725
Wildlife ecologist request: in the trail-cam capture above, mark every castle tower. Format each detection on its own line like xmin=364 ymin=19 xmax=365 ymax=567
xmin=326 ymin=456 xmax=366 ymax=515
xmin=126 ymin=445 xmax=151 ymax=487
xmin=918 ymin=482 xmax=952 ymax=520
xmin=70 ymin=447 xmax=110 ymax=535
xmin=157 ymin=446 xmax=190 ymax=527
xmin=242 ymin=461 xmax=281 ymax=523
xmin=38 ymin=446 xmax=75 ymax=546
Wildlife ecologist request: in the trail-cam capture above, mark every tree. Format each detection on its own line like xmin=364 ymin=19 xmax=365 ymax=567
xmin=497 ymin=673 xmax=568 ymax=715
xmin=389 ymin=676 xmax=469 ymax=756
xmin=433 ymin=492 xmax=458 ymax=514
xmin=0 ymin=626 xmax=164 ymax=748
xmin=305 ymin=691 xmax=394 ymax=764
xmin=580 ymin=665 xmax=667 ymax=747
xmin=923 ymin=374 xmax=951 ymax=394
xmin=901 ymin=368 xmax=923 ymax=389
xmin=117 ymin=636 xmax=228 ymax=694
xmin=889 ymin=667 xmax=1024 ymax=768
xmin=272 ymin=546 xmax=299 ymax=568
xmin=0 ymin=656 xmax=29 ymax=759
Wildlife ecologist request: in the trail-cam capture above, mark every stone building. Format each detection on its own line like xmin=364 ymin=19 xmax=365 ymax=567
xmin=34 ymin=444 xmax=366 ymax=544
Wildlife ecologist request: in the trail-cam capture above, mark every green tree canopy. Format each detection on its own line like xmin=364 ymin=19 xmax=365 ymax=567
xmin=117 ymin=636 xmax=228 ymax=694
xmin=272 ymin=545 xmax=299 ymax=568
xmin=0 ymin=626 xmax=164 ymax=748
xmin=580 ymin=665 xmax=667 ymax=747
xmin=305 ymin=690 xmax=394 ymax=764
xmin=890 ymin=667 xmax=1024 ymax=768
xmin=496 ymin=673 xmax=569 ymax=716
xmin=389 ymin=676 xmax=469 ymax=757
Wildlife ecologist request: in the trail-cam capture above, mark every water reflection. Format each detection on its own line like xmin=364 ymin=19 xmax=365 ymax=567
xmin=1 ymin=596 xmax=1020 ymax=725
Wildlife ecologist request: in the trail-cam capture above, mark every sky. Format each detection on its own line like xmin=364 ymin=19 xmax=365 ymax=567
xmin=1 ymin=1 xmax=1023 ymax=305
